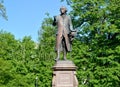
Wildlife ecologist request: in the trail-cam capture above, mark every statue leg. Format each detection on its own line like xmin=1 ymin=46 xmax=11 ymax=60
xmin=63 ymin=39 xmax=67 ymax=60
xmin=55 ymin=50 xmax=60 ymax=61
xmin=55 ymin=34 xmax=62 ymax=61
xmin=63 ymin=47 xmax=67 ymax=60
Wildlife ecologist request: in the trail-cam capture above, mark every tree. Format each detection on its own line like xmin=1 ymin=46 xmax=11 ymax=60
xmin=61 ymin=0 xmax=120 ymax=86
xmin=0 ymin=31 xmax=38 ymax=86
xmin=38 ymin=14 xmax=56 ymax=61
xmin=0 ymin=30 xmax=18 ymax=86
xmin=37 ymin=14 xmax=56 ymax=86
xmin=0 ymin=0 xmax=7 ymax=20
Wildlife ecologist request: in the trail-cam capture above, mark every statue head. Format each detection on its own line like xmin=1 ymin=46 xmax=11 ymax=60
xmin=60 ymin=6 xmax=67 ymax=14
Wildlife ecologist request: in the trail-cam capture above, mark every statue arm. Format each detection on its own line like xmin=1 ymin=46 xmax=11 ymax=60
xmin=53 ymin=16 xmax=57 ymax=26
xmin=68 ymin=16 xmax=77 ymax=42
xmin=68 ymin=16 xmax=74 ymax=31
xmin=68 ymin=16 xmax=76 ymax=32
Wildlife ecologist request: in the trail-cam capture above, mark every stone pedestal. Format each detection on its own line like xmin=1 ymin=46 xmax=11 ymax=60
xmin=52 ymin=60 xmax=78 ymax=87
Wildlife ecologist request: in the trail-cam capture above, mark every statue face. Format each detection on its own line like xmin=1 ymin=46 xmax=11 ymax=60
xmin=60 ymin=8 xmax=66 ymax=14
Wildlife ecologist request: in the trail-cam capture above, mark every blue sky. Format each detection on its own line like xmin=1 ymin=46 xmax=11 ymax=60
xmin=0 ymin=0 xmax=71 ymax=42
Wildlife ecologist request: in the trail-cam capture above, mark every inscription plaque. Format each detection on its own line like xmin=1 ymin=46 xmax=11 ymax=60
xmin=52 ymin=60 xmax=78 ymax=87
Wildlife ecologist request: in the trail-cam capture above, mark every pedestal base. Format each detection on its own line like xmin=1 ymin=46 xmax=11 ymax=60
xmin=52 ymin=60 xmax=78 ymax=87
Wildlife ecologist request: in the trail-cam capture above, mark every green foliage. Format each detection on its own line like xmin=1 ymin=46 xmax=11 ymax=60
xmin=63 ymin=0 xmax=120 ymax=86
xmin=0 ymin=15 xmax=55 ymax=87
xmin=37 ymin=15 xmax=56 ymax=86
xmin=0 ymin=58 xmax=13 ymax=86
xmin=0 ymin=30 xmax=53 ymax=87
xmin=38 ymin=15 xmax=56 ymax=61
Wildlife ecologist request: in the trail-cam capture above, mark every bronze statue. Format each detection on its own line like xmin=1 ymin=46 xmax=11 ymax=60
xmin=53 ymin=6 xmax=76 ymax=61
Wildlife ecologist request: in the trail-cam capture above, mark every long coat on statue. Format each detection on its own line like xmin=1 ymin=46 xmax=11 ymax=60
xmin=53 ymin=14 xmax=74 ymax=52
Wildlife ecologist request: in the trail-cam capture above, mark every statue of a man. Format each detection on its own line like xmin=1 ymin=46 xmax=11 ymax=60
xmin=53 ymin=6 xmax=76 ymax=61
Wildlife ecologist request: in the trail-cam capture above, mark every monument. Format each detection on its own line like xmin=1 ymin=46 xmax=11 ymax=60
xmin=53 ymin=6 xmax=76 ymax=61
xmin=52 ymin=6 xmax=78 ymax=87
